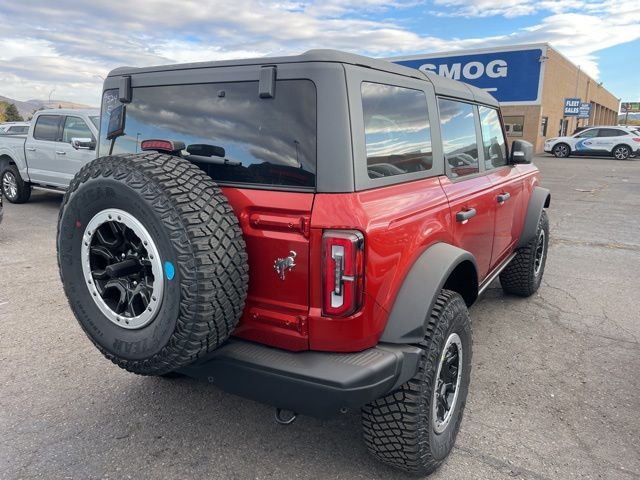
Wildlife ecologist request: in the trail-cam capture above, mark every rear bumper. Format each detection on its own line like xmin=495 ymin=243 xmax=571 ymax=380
xmin=177 ymin=339 xmax=422 ymax=418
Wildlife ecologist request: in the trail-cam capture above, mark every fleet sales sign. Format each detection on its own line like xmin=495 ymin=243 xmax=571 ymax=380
xmin=564 ymin=98 xmax=581 ymax=116
xmin=392 ymin=47 xmax=545 ymax=104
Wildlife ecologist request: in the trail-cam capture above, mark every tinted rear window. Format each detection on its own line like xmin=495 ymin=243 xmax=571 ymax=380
xmin=33 ymin=115 xmax=61 ymax=141
xmin=99 ymin=80 xmax=317 ymax=188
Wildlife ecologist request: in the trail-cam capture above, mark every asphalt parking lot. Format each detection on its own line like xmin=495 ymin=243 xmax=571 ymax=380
xmin=1 ymin=154 xmax=639 ymax=480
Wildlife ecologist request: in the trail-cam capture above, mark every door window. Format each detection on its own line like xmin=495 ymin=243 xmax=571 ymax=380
xmin=478 ymin=106 xmax=507 ymax=169
xmin=438 ymin=98 xmax=480 ymax=178
xmin=33 ymin=115 xmax=61 ymax=141
xmin=361 ymin=82 xmax=432 ymax=179
xmin=63 ymin=117 xmax=94 ymax=143
xmin=576 ymin=129 xmax=599 ymax=138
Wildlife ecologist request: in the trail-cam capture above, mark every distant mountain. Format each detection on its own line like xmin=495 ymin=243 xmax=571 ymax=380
xmin=0 ymin=95 xmax=96 ymax=120
xmin=618 ymin=112 xmax=640 ymax=122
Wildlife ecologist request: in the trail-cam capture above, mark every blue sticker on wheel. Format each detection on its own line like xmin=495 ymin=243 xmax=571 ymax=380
xmin=164 ymin=261 xmax=175 ymax=280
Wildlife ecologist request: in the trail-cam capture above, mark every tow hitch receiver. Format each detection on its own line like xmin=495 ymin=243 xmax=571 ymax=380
xmin=275 ymin=408 xmax=297 ymax=425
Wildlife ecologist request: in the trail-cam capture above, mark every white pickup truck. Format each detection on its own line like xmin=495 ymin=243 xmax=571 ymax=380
xmin=0 ymin=109 xmax=99 ymax=203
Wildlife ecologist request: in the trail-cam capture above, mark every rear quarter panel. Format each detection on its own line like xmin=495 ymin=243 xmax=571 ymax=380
xmin=308 ymin=177 xmax=452 ymax=351
xmin=0 ymin=135 xmax=28 ymax=180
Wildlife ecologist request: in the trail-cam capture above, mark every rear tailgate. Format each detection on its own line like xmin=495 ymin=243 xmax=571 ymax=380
xmin=223 ymin=187 xmax=313 ymax=351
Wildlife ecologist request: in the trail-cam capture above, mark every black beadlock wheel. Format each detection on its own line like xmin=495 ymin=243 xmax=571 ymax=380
xmin=57 ymin=153 xmax=249 ymax=375
xmin=1 ymin=164 xmax=31 ymax=203
xmin=362 ymin=290 xmax=472 ymax=476
xmin=499 ymin=210 xmax=549 ymax=297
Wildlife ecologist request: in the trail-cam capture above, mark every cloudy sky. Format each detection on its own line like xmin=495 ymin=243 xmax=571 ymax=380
xmin=0 ymin=0 xmax=638 ymax=106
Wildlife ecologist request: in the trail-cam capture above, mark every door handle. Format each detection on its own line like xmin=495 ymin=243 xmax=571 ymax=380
xmin=26 ymin=147 xmax=36 ymax=151
xmin=497 ymin=192 xmax=511 ymax=204
xmin=55 ymin=151 xmax=66 ymax=155
xmin=456 ymin=208 xmax=477 ymax=223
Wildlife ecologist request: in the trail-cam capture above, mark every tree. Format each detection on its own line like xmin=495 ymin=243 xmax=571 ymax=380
xmin=3 ymin=102 xmax=24 ymax=121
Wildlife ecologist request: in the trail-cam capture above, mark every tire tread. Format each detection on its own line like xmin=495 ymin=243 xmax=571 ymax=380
xmin=57 ymin=153 xmax=249 ymax=375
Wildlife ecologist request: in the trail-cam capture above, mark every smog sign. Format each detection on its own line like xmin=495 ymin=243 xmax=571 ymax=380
xmin=391 ymin=46 xmax=545 ymax=105
xmin=564 ymin=98 xmax=581 ymax=116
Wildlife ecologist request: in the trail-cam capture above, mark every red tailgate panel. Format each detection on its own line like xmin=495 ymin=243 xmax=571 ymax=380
xmin=221 ymin=187 xmax=314 ymax=351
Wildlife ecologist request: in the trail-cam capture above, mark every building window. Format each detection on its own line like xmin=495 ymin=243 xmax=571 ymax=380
xmin=503 ymin=115 xmax=524 ymax=137
xmin=540 ymin=116 xmax=548 ymax=137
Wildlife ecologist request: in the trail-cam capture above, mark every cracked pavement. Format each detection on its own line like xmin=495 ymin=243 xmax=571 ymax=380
xmin=1 ymin=155 xmax=638 ymax=479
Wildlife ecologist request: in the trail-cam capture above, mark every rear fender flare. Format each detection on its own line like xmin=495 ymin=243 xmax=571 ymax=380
xmin=380 ymin=243 xmax=478 ymax=344
xmin=517 ymin=186 xmax=550 ymax=248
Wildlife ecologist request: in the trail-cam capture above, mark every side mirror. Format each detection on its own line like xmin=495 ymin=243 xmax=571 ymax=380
xmin=71 ymin=137 xmax=96 ymax=150
xmin=510 ymin=139 xmax=533 ymax=164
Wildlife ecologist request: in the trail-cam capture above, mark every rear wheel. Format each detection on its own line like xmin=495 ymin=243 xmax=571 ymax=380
xmin=362 ymin=290 xmax=472 ymax=476
xmin=1 ymin=165 xmax=31 ymax=203
xmin=612 ymin=145 xmax=631 ymax=160
xmin=57 ymin=153 xmax=249 ymax=375
xmin=500 ymin=210 xmax=549 ymax=297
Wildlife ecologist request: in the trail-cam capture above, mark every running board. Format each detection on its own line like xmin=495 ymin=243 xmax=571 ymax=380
xmin=478 ymin=252 xmax=517 ymax=296
xmin=32 ymin=185 xmax=66 ymax=195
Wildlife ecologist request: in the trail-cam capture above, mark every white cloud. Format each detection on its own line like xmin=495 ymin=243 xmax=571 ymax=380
xmin=0 ymin=0 xmax=638 ymax=104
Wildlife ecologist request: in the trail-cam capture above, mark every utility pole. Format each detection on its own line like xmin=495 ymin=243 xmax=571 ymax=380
xmin=574 ymin=66 xmax=581 ymax=129
xmin=48 ymin=87 xmax=56 ymax=106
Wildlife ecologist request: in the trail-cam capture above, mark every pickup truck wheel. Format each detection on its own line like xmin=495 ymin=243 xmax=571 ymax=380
xmin=57 ymin=153 xmax=249 ymax=375
xmin=552 ymin=143 xmax=570 ymax=158
xmin=1 ymin=165 xmax=31 ymax=203
xmin=362 ymin=290 xmax=472 ymax=476
xmin=499 ymin=210 xmax=549 ymax=297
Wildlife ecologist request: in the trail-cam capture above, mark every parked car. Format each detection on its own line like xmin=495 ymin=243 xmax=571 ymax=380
xmin=56 ymin=50 xmax=550 ymax=476
xmin=545 ymin=125 xmax=640 ymax=159
xmin=0 ymin=109 xmax=98 ymax=203
xmin=0 ymin=122 xmax=30 ymax=136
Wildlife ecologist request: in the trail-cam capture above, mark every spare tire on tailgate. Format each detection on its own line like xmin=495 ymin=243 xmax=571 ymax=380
xmin=57 ymin=153 xmax=249 ymax=375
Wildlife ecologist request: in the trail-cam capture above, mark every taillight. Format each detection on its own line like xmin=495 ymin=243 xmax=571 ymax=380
xmin=140 ymin=139 xmax=185 ymax=153
xmin=632 ymin=138 xmax=640 ymax=143
xmin=322 ymin=230 xmax=364 ymax=317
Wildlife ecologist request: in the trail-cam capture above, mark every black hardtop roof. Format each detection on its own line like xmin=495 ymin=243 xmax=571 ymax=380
xmin=108 ymin=49 xmax=423 ymax=78
xmin=108 ymin=49 xmax=498 ymax=107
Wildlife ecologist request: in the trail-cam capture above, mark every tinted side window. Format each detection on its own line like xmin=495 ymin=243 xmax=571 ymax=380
xmin=33 ymin=115 xmax=61 ymax=141
xmin=438 ymin=99 xmax=480 ymax=178
xmin=599 ymin=128 xmax=626 ymax=137
xmin=63 ymin=117 xmax=93 ymax=143
xmin=100 ymin=80 xmax=316 ymax=188
xmin=479 ymin=106 xmax=507 ymax=169
xmin=361 ymin=82 xmax=432 ymax=179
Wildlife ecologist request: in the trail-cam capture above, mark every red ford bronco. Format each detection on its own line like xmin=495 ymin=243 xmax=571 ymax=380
xmin=57 ymin=50 xmax=550 ymax=475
